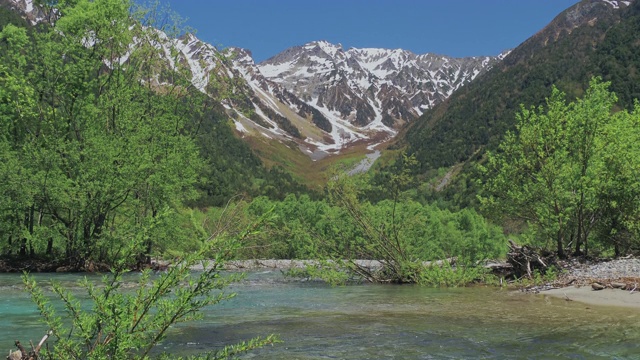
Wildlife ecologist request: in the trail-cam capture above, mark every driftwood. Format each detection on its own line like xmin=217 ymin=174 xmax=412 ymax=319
xmin=7 ymin=331 xmax=51 ymax=360
xmin=484 ymin=261 xmax=513 ymax=278
xmin=506 ymin=239 xmax=557 ymax=279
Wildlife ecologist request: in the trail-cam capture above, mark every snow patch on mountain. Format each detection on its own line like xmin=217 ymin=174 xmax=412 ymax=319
xmin=257 ymin=40 xmax=504 ymax=143
xmin=602 ymin=0 xmax=631 ymax=8
xmin=2 ymin=0 xmax=521 ymax=157
xmin=234 ymin=121 xmax=248 ymax=134
xmin=3 ymin=0 xmax=47 ymax=24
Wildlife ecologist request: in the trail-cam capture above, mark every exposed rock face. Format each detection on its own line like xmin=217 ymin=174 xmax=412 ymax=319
xmin=504 ymin=0 xmax=633 ymax=68
xmin=258 ymin=41 xmax=506 ymax=130
xmin=0 ymin=0 xmax=46 ymax=24
xmin=2 ymin=0 xmax=506 ymax=156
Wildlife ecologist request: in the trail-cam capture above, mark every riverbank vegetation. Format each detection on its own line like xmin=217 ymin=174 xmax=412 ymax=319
xmin=479 ymin=78 xmax=640 ymax=259
xmin=0 ymin=0 xmax=281 ymax=358
xmin=239 ymin=160 xmax=506 ymax=284
xmin=3 ymin=0 xmax=640 ymax=358
xmin=22 ymin=230 xmax=279 ymax=360
xmin=0 ymin=0 xmax=314 ymax=272
xmin=0 ymin=0 xmax=638 ymax=281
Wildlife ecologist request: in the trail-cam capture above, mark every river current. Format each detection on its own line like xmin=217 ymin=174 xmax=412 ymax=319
xmin=0 ymin=271 xmax=638 ymax=359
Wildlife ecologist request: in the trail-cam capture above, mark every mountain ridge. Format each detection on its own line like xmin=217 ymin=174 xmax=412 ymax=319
xmin=256 ymin=40 xmax=507 ymax=147
xmin=404 ymin=0 xmax=636 ymax=172
xmin=1 ymin=0 xmax=507 ymax=160
xmin=396 ymin=0 xmax=638 ymax=208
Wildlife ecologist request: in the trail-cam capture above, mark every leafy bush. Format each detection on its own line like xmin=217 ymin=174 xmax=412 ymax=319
xmin=243 ymin=167 xmax=507 ymax=285
xmin=22 ymin=217 xmax=279 ymax=360
xmin=417 ymin=262 xmax=492 ymax=287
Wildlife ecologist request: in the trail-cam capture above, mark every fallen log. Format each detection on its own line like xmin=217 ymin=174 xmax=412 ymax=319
xmin=484 ymin=261 xmax=513 ymax=279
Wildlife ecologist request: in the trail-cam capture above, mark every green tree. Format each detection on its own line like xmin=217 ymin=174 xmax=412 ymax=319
xmin=592 ymin=103 xmax=640 ymax=256
xmin=305 ymin=157 xmax=505 ymax=284
xmin=480 ymin=78 xmax=640 ymax=257
xmin=0 ymin=0 xmax=206 ymax=266
xmin=20 ymin=212 xmax=278 ymax=360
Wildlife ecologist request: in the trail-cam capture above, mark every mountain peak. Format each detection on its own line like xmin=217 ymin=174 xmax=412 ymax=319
xmin=305 ymin=40 xmax=343 ymax=58
xmin=226 ymin=47 xmax=254 ymax=65
xmin=257 ymin=41 xmax=504 ymax=151
xmin=1 ymin=0 xmax=505 ymax=157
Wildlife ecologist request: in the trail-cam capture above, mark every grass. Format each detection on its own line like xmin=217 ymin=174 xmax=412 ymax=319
xmin=243 ymin=132 xmax=393 ymax=188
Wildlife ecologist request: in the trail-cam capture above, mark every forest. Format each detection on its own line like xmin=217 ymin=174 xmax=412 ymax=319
xmin=0 ymin=0 xmax=639 ymax=284
xmin=2 ymin=0 xmax=640 ymax=358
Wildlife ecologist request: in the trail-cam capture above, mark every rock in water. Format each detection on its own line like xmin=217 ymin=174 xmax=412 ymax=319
xmin=592 ymin=282 xmax=605 ymax=290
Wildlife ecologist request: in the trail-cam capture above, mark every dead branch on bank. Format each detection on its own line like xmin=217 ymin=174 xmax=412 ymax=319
xmin=506 ymin=239 xmax=557 ymax=279
xmin=7 ymin=330 xmax=51 ymax=360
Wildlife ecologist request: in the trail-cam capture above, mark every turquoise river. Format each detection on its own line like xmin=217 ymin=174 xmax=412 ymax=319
xmin=0 ymin=271 xmax=638 ymax=359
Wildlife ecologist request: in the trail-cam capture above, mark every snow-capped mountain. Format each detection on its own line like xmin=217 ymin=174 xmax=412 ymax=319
xmin=258 ymin=41 xmax=507 ymax=130
xmin=1 ymin=0 xmax=506 ymax=158
xmin=226 ymin=41 xmax=509 ymax=155
xmin=0 ymin=0 xmax=515 ymax=158
xmin=3 ymin=0 xmax=636 ymax=158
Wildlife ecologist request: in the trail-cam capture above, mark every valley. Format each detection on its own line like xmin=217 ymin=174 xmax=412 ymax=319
xmin=1 ymin=0 xmax=640 ymax=359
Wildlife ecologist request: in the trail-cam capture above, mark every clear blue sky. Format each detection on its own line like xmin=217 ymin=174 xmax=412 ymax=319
xmin=162 ymin=0 xmax=579 ymax=63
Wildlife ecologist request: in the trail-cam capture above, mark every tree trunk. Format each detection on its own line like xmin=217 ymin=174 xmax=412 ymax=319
xmin=46 ymin=238 xmax=53 ymax=256
xmin=556 ymin=230 xmax=565 ymax=259
xmin=20 ymin=207 xmax=32 ymax=257
xmin=7 ymin=222 xmax=13 ymax=256
xmin=575 ymin=196 xmax=585 ymax=256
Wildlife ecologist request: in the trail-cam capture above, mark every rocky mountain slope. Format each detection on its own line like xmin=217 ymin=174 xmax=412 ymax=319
xmin=1 ymin=0 xmax=505 ymax=159
xmin=403 ymin=0 xmax=637 ymax=173
xmin=0 ymin=0 xmax=46 ymax=23
xmin=229 ymin=41 xmax=506 ymax=157
xmin=394 ymin=0 xmax=638 ymax=209
xmin=258 ymin=41 xmax=506 ymax=128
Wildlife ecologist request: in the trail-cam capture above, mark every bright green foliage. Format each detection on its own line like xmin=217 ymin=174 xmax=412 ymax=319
xmin=0 ymin=0 xmax=204 ymax=266
xmin=480 ymin=78 xmax=640 ymax=257
xmin=510 ymin=266 xmax=560 ymax=289
xmin=417 ymin=262 xmax=492 ymax=287
xmin=242 ymin=170 xmax=506 ymax=285
xmin=243 ymin=193 xmax=506 ymax=266
xmin=23 ymin=216 xmax=279 ymax=360
xmin=321 ymin=170 xmax=505 ymax=284
xmin=244 ymin=194 xmax=330 ymax=259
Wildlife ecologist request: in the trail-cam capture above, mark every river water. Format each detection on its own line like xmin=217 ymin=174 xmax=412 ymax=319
xmin=1 ymin=271 xmax=639 ymax=359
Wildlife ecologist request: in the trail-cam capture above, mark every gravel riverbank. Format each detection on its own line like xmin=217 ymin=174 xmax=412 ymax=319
xmin=187 ymin=259 xmax=453 ymax=271
xmin=174 ymin=257 xmax=640 ymax=308
xmin=541 ymin=258 xmax=640 ymax=308
xmin=560 ymin=258 xmax=640 ymax=282
xmin=190 ymin=259 xmax=385 ymax=271
xmin=220 ymin=258 xmax=640 ymax=280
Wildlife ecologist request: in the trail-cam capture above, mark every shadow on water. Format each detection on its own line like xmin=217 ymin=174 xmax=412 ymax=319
xmin=1 ymin=271 xmax=639 ymax=359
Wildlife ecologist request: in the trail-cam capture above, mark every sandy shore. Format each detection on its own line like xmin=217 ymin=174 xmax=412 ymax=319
xmin=543 ymin=286 xmax=640 ymax=308
xmin=183 ymin=258 xmax=640 ymax=309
